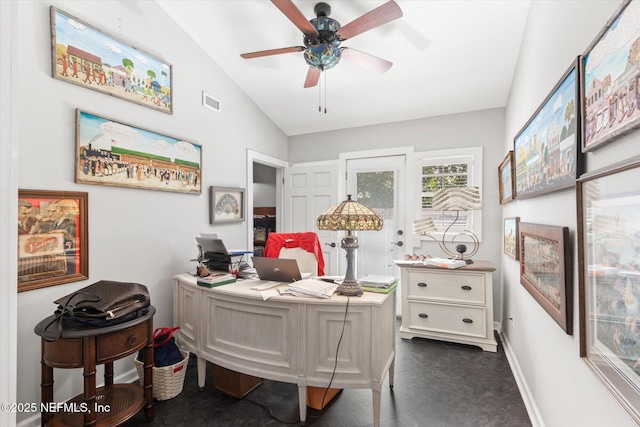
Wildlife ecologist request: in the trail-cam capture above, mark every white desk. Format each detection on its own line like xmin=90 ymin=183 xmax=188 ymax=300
xmin=173 ymin=274 xmax=396 ymax=426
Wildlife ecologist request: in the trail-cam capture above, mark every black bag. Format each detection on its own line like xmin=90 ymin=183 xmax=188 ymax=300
xmin=54 ymin=280 xmax=150 ymax=324
xmin=43 ymin=281 xmax=151 ymax=341
xmin=149 ymin=327 xmax=184 ymax=367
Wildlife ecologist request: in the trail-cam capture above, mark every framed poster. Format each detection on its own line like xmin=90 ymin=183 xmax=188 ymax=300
xmin=18 ymin=189 xmax=89 ymax=292
xmin=498 ymin=151 xmax=515 ymax=204
xmin=75 ymin=110 xmax=202 ymax=194
xmin=51 ymin=6 xmax=173 ymax=114
xmin=514 ymin=58 xmax=583 ymax=200
xmin=577 ymin=155 xmax=640 ymax=423
xmin=581 ymin=0 xmax=640 ymax=152
xmin=209 ymin=187 xmax=245 ymax=223
xmin=519 ymin=222 xmax=572 ymax=334
xmin=504 ymin=217 xmax=520 ymax=260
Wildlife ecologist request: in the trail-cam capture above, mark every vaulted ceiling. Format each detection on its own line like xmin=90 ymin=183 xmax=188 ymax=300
xmin=157 ymin=1 xmax=531 ymax=136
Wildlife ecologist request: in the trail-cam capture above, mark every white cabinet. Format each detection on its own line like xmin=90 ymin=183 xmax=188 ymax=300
xmin=398 ymin=261 xmax=497 ymax=352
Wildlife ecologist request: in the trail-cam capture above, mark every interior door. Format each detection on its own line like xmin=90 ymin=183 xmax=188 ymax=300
xmin=345 ymin=156 xmax=406 ymax=279
xmin=283 ymin=162 xmax=339 ymax=275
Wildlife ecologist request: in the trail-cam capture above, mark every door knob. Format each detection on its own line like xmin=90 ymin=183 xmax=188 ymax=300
xmin=325 ymin=242 xmax=336 ymax=248
xmin=391 ymin=241 xmax=403 ymax=247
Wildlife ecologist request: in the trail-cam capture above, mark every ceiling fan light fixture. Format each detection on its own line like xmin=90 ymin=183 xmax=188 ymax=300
xmin=304 ymin=43 xmax=341 ymax=70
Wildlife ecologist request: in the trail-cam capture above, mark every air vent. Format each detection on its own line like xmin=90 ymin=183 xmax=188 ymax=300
xmin=202 ymin=91 xmax=221 ymax=112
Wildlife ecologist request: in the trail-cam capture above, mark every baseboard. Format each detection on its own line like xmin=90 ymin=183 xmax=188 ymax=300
xmin=499 ymin=330 xmax=545 ymax=427
xmin=17 ymin=367 xmax=140 ymax=427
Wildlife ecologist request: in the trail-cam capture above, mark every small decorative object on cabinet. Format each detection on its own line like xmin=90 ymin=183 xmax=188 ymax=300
xmin=397 ymin=261 xmax=497 ymax=352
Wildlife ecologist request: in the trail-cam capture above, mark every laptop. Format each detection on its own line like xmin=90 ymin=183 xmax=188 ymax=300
xmin=196 ymin=237 xmax=252 ymax=257
xmin=252 ymin=257 xmax=302 ymax=283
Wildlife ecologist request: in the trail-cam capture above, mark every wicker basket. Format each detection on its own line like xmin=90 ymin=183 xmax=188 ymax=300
xmin=135 ymin=350 xmax=189 ymax=401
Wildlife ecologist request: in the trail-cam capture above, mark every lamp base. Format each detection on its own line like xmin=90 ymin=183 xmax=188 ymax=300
xmin=336 ymin=279 xmax=363 ymax=297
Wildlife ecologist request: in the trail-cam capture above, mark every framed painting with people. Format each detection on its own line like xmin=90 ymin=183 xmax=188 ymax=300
xmin=18 ymin=189 xmax=89 ymax=292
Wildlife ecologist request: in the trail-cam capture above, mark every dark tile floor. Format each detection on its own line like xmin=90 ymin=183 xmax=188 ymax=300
xmin=126 ymin=321 xmax=531 ymax=426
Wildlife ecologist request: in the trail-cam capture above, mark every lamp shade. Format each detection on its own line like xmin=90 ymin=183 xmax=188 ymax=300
xmin=316 ymin=195 xmax=383 ymax=231
xmin=432 ymin=187 xmax=481 ymax=211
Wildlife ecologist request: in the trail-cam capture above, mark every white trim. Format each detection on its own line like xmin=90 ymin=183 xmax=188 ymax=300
xmin=500 ymin=332 xmax=545 ymax=427
xmin=246 ymin=150 xmax=288 ymax=250
xmin=1 ymin=2 xmax=18 ymax=426
xmin=408 ymin=146 xmax=484 ymax=246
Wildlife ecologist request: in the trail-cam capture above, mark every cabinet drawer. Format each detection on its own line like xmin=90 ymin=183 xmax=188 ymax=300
xmin=406 ymin=269 xmax=485 ymax=304
xmin=96 ymin=321 xmax=148 ymax=363
xmin=407 ymin=301 xmax=487 ymax=338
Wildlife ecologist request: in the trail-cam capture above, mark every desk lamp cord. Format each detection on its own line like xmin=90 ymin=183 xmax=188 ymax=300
xmin=321 ymin=296 xmax=349 ymax=408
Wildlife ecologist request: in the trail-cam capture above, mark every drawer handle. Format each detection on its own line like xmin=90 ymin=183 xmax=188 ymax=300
xmin=418 ymin=313 xmax=428 ymax=318
xmin=461 ymin=285 xmax=472 ymax=290
xmin=462 ymin=318 xmax=473 ymax=324
xmin=127 ymin=334 xmax=137 ymax=346
xmin=417 ymin=282 xmax=427 ymax=287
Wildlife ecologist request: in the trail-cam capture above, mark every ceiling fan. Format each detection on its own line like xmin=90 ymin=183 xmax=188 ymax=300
xmin=240 ymin=0 xmax=403 ymax=88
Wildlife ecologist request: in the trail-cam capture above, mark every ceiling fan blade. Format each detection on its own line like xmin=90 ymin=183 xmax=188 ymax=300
xmin=336 ymin=0 xmax=403 ymax=41
xmin=240 ymin=46 xmax=305 ymax=59
xmin=304 ymin=67 xmax=321 ymax=88
xmin=271 ymin=0 xmax=319 ymax=36
xmin=341 ymin=48 xmax=393 ymax=73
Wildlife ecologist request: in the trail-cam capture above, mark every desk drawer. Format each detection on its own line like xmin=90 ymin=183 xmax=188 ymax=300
xmin=406 ymin=269 xmax=485 ymax=304
xmin=97 ymin=321 xmax=148 ymax=363
xmin=407 ymin=301 xmax=487 ymax=338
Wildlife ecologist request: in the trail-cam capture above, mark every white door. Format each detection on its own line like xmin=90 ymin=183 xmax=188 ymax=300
xmin=346 ymin=155 xmax=406 ymax=281
xmin=283 ymin=162 xmax=340 ymax=275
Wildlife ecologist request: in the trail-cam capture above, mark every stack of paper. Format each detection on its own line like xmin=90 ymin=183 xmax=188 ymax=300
xmin=358 ymin=275 xmax=397 ymax=288
xmin=423 ymin=257 xmax=466 ymax=269
xmin=197 ymin=272 xmax=237 ymax=287
xmin=289 ymin=279 xmax=338 ymax=298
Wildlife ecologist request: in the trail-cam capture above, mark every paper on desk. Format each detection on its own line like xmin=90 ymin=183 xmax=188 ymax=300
xmin=260 ymin=289 xmax=280 ymax=300
xmin=251 ymin=281 xmax=282 ymax=291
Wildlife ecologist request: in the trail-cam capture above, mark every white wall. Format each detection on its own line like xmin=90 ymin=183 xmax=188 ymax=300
xmin=11 ymin=1 xmax=287 ymax=424
xmin=503 ymin=1 xmax=640 ymax=426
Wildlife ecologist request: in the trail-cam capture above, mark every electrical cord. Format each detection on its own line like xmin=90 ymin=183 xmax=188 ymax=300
xmin=321 ymin=295 xmax=349 ymax=408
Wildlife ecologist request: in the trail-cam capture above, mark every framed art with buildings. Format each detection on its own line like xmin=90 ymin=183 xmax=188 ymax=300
xmin=75 ymin=110 xmax=202 ymax=194
xmin=519 ymin=222 xmax=572 ymax=334
xmin=18 ymin=189 xmax=89 ymax=292
xmin=498 ymin=151 xmax=515 ymax=204
xmin=210 ymin=187 xmax=245 ymax=223
xmin=50 ymin=6 xmax=173 ymax=114
xmin=504 ymin=217 xmax=520 ymax=260
xmin=577 ymin=155 xmax=640 ymax=424
xmin=580 ymin=0 xmax=640 ymax=152
xmin=514 ymin=58 xmax=583 ymax=200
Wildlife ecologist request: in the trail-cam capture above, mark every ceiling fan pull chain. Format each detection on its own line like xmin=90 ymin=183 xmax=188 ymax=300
xmin=324 ymin=70 xmax=327 ymax=114
xmin=318 ymin=70 xmax=322 ymax=112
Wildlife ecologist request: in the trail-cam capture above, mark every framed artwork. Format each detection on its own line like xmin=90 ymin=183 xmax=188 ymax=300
xmin=580 ymin=0 xmax=640 ymax=152
xmin=50 ymin=6 xmax=173 ymax=114
xmin=18 ymin=189 xmax=89 ymax=292
xmin=498 ymin=151 xmax=515 ymax=204
xmin=75 ymin=110 xmax=202 ymax=194
xmin=577 ymin=155 xmax=640 ymax=423
xmin=504 ymin=217 xmax=520 ymax=260
xmin=209 ymin=187 xmax=245 ymax=223
xmin=519 ymin=222 xmax=572 ymax=334
xmin=514 ymin=58 xmax=583 ymax=200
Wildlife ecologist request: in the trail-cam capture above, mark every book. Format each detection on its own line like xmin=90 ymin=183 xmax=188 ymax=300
xmin=423 ymin=257 xmax=466 ymax=269
xmin=358 ymin=275 xmax=398 ymax=288
xmin=361 ymin=282 xmax=398 ymax=294
xmin=197 ymin=273 xmax=237 ymax=288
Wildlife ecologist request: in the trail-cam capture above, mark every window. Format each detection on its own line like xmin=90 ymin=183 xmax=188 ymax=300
xmin=412 ymin=147 xmax=482 ymax=242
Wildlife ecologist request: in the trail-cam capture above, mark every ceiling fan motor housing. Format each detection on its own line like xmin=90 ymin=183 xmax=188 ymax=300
xmin=303 ymin=4 xmax=342 ymax=70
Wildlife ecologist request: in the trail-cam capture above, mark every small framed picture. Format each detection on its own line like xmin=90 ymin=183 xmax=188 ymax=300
xmin=209 ymin=186 xmax=245 ymax=223
xmin=519 ymin=222 xmax=572 ymax=334
xmin=18 ymin=189 xmax=89 ymax=292
xmin=503 ymin=217 xmax=520 ymax=260
xmin=498 ymin=151 xmax=515 ymax=204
